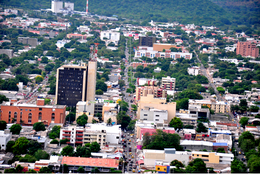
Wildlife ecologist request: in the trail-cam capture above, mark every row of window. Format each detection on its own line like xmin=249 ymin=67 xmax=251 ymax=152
xmin=8 ymin=111 xmax=56 ymax=123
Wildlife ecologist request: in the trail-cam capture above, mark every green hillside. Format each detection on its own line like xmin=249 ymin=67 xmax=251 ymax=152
xmin=0 ymin=0 xmax=259 ymax=26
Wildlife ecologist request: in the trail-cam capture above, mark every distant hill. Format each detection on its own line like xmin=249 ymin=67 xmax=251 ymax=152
xmin=1 ymin=0 xmax=259 ymax=26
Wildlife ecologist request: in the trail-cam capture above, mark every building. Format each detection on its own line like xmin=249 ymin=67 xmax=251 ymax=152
xmin=18 ymin=37 xmax=38 ymax=47
xmin=51 ymin=0 xmax=63 ymax=13
xmin=137 ymin=78 xmax=158 ymax=86
xmin=130 ymin=61 xmax=157 ymax=69
xmin=161 ymin=76 xmax=175 ymax=90
xmin=100 ymin=31 xmax=120 ymax=45
xmin=102 ymin=103 xmax=118 ymax=121
xmin=0 ymin=99 xmax=66 ymax=126
xmin=139 ymin=36 xmax=156 ymax=47
xmin=236 ymin=41 xmax=259 ymax=58
xmin=136 ymin=86 xmax=167 ymax=101
xmin=55 ymin=62 xmax=96 ymax=107
xmin=60 ymin=123 xmax=121 ymax=146
xmin=143 ymin=148 xmax=191 ymax=167
xmin=135 ymin=46 xmax=192 ymax=60
xmin=181 ymin=140 xmax=228 ymax=152
xmin=61 ymin=157 xmax=119 ymax=173
xmin=189 ymin=99 xmax=230 ymax=113
xmin=64 ymin=2 xmax=74 ymax=11
xmin=140 ymin=107 xmax=168 ymax=124
xmin=0 ymin=130 xmax=12 ymax=150
xmin=0 ymin=49 xmax=13 ymax=58
xmin=188 ymin=66 xmax=200 ymax=76
xmin=153 ymin=43 xmax=179 ymax=52
xmin=191 ymin=151 xmax=234 ymax=164
xmin=137 ymin=94 xmax=176 ymax=123
xmin=66 ymin=33 xmax=91 ymax=40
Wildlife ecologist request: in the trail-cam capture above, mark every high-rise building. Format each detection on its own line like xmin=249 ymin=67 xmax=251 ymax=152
xmin=161 ymin=76 xmax=176 ymax=90
xmin=139 ymin=36 xmax=156 ymax=47
xmin=135 ymin=86 xmax=167 ymax=101
xmin=236 ymin=41 xmax=259 ymax=58
xmin=51 ymin=0 xmax=63 ymax=13
xmin=55 ymin=62 xmax=97 ymax=107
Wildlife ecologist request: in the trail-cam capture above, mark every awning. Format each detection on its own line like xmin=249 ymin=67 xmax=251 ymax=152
xmin=138 ymin=160 xmax=144 ymax=165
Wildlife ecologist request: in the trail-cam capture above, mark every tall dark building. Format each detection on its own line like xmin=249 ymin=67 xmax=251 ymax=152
xmin=55 ymin=62 xmax=97 ymax=107
xmin=139 ymin=36 xmax=156 ymax=47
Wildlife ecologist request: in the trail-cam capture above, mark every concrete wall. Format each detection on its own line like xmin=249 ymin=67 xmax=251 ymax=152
xmin=0 ymin=49 xmax=13 ymax=58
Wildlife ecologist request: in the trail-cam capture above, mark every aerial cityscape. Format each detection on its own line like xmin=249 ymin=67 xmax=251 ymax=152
xmin=0 ymin=0 xmax=259 ymax=173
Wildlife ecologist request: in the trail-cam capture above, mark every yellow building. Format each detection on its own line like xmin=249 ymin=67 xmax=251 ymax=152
xmin=137 ymin=94 xmax=176 ymax=123
xmin=189 ymin=99 xmax=230 ymax=113
xmin=191 ymin=151 xmax=234 ymax=164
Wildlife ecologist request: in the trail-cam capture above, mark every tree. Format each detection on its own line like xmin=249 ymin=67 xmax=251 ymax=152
xmin=44 ymin=98 xmax=51 ymax=105
xmin=40 ymin=57 xmax=49 ymax=64
xmin=77 ymin=114 xmax=88 ymax=127
xmin=26 ymin=169 xmax=37 ymax=173
xmin=35 ymin=75 xmax=44 ymax=83
xmin=239 ymin=117 xmax=249 ymax=128
xmin=118 ymin=80 xmax=125 ymax=88
xmin=33 ymin=122 xmax=46 ymax=131
xmin=34 ymin=150 xmax=50 ymax=160
xmin=238 ymin=131 xmax=255 ymax=147
xmin=240 ymin=139 xmax=255 ymax=152
xmin=66 ymin=112 xmax=76 ymax=123
xmin=39 ymin=167 xmax=51 ymax=173
xmin=0 ymin=94 xmax=8 ymax=104
xmin=127 ymin=119 xmax=137 ymax=130
xmin=60 ymin=138 xmax=70 ymax=144
xmin=96 ymin=80 xmax=107 ymax=92
xmin=185 ymin=158 xmax=207 ymax=173
xmin=196 ymin=122 xmax=208 ymax=133
xmin=74 ymin=145 xmax=91 ymax=157
xmin=216 ymin=147 xmax=225 ymax=153
xmin=231 ymin=157 xmax=247 ymax=173
xmin=170 ymin=160 xmax=184 ymax=168
xmin=96 ymin=89 xmax=104 ymax=95
xmin=27 ymin=140 xmax=42 ymax=155
xmin=77 ymin=166 xmax=85 ymax=173
xmin=9 ymin=124 xmax=22 ymax=135
xmin=107 ymin=118 xmax=112 ymax=124
xmin=12 ymin=137 xmax=29 ymax=154
xmin=118 ymin=100 xmax=129 ymax=112
xmin=20 ymin=154 xmax=37 ymax=163
xmin=91 ymin=167 xmax=100 ymax=173
xmin=90 ymin=142 xmax=101 ymax=152
xmin=169 ymin=117 xmax=183 ymax=130
xmin=49 ymin=125 xmax=61 ymax=139
xmin=6 ymin=140 xmax=15 ymax=152
xmin=0 ymin=120 xmax=7 ymax=130
xmin=61 ymin=145 xmax=74 ymax=156
xmin=216 ymin=87 xmax=225 ymax=94
xmin=50 ymin=139 xmax=59 ymax=144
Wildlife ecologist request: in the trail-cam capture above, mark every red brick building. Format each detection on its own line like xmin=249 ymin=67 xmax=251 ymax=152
xmin=236 ymin=41 xmax=259 ymax=58
xmin=0 ymin=99 xmax=66 ymax=126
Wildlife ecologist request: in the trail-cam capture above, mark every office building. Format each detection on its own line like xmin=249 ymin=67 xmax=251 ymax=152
xmin=189 ymin=99 xmax=230 ymax=113
xmin=139 ymin=36 xmax=156 ymax=47
xmin=136 ymin=86 xmax=167 ymax=101
xmin=161 ymin=76 xmax=175 ymax=90
xmin=191 ymin=151 xmax=234 ymax=164
xmin=100 ymin=31 xmax=120 ymax=45
xmin=51 ymin=0 xmax=63 ymax=13
xmin=55 ymin=62 xmax=96 ymax=107
xmin=236 ymin=41 xmax=259 ymax=58
xmin=0 ymin=99 xmax=66 ymax=126
xmin=137 ymin=94 xmax=176 ymax=123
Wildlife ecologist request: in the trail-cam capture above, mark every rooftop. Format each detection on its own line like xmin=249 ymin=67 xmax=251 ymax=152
xmin=61 ymin=157 xmax=119 ymax=168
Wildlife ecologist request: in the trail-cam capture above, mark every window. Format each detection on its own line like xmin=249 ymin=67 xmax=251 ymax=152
xmin=202 ymin=155 xmax=209 ymax=157
xmin=8 ymin=111 xmax=11 ymax=123
xmin=144 ymin=114 xmax=147 ymax=116
xmin=155 ymin=119 xmax=159 ymax=121
xmin=28 ymin=113 xmax=32 ymax=123
xmin=38 ymin=112 xmax=42 ymax=120
xmin=51 ymin=113 xmax=55 ymax=121
xmin=155 ymin=115 xmax=159 ymax=117
xmin=14 ymin=112 xmax=17 ymax=119
xmin=39 ymin=108 xmax=42 ymax=111
xmin=20 ymin=112 xmax=22 ymax=121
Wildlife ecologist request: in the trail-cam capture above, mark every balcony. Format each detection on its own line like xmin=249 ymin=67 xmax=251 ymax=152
xmin=75 ymin=141 xmax=83 ymax=144
xmin=76 ymin=133 xmax=83 ymax=136
xmin=63 ymin=134 xmax=71 ymax=136
xmin=76 ymin=137 xmax=83 ymax=140
xmin=63 ymin=130 xmax=71 ymax=132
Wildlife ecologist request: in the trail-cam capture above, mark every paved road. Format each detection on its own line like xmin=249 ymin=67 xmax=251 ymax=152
xmin=193 ymin=51 xmax=223 ymax=101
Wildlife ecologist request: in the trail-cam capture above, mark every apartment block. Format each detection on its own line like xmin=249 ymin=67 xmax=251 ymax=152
xmin=0 ymin=99 xmax=66 ymax=126
xmin=188 ymin=66 xmax=200 ymax=76
xmin=137 ymin=78 xmax=158 ymax=86
xmin=136 ymin=86 xmax=167 ymax=101
xmin=0 ymin=130 xmax=12 ymax=150
xmin=18 ymin=37 xmax=38 ymax=47
xmin=55 ymin=62 xmax=96 ymax=107
xmin=161 ymin=76 xmax=175 ymax=90
xmin=236 ymin=41 xmax=259 ymax=58
xmin=0 ymin=49 xmax=13 ymax=58
xmin=139 ymin=36 xmax=156 ymax=47
xmin=60 ymin=126 xmax=84 ymax=145
xmin=140 ymin=107 xmax=168 ymax=124
xmin=137 ymin=94 xmax=176 ymax=123
xmin=191 ymin=151 xmax=234 ymax=164
xmin=189 ymin=99 xmax=230 ymax=113
xmin=100 ymin=31 xmax=120 ymax=45
xmin=66 ymin=33 xmax=90 ymax=40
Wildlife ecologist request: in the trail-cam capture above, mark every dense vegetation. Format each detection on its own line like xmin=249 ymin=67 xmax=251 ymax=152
xmin=1 ymin=0 xmax=259 ymax=27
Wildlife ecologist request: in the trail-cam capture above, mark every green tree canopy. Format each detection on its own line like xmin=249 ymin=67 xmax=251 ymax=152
xmin=90 ymin=142 xmax=101 ymax=152
xmin=196 ymin=122 xmax=208 ymax=133
xmin=12 ymin=137 xmax=29 ymax=154
xmin=185 ymin=158 xmax=207 ymax=173
xmin=74 ymin=145 xmax=91 ymax=157
xmin=61 ymin=145 xmax=74 ymax=156
xmin=77 ymin=114 xmax=88 ymax=127
xmin=33 ymin=122 xmax=46 ymax=131
xmin=231 ymin=157 xmax=247 ymax=173
xmin=239 ymin=117 xmax=249 ymax=128
xmin=34 ymin=149 xmax=50 ymax=160
xmin=9 ymin=124 xmax=22 ymax=135
xmin=0 ymin=120 xmax=7 ymax=130
xmin=169 ymin=117 xmax=183 ymax=130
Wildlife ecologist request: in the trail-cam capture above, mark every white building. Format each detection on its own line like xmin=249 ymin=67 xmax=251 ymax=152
xmin=64 ymin=2 xmax=74 ymax=11
xmin=51 ymin=0 xmax=63 ymax=13
xmin=135 ymin=46 xmax=192 ymax=60
xmin=219 ymin=58 xmax=239 ymax=65
xmin=100 ymin=31 xmax=120 ymax=45
xmin=188 ymin=66 xmax=200 ymax=76
xmin=77 ymin=26 xmax=90 ymax=33
xmin=55 ymin=40 xmax=70 ymax=48
xmin=0 ymin=130 xmax=12 ymax=150
xmin=161 ymin=76 xmax=176 ymax=90
xmin=140 ymin=107 xmax=168 ymax=125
